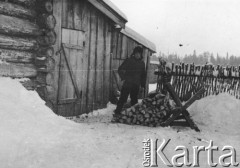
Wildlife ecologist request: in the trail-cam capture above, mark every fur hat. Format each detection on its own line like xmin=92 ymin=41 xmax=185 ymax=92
xmin=133 ymin=46 xmax=143 ymax=55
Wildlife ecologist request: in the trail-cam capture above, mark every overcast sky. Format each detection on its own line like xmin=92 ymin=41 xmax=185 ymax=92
xmin=110 ymin=0 xmax=240 ymax=57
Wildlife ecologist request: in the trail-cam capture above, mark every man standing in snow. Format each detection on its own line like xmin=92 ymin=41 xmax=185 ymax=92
xmin=114 ymin=46 xmax=146 ymax=116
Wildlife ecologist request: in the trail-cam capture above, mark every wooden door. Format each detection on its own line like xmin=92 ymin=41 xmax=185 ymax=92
xmin=57 ymin=28 xmax=85 ymax=116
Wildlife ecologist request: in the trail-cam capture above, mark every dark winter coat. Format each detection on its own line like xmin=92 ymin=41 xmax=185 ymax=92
xmin=118 ymin=56 xmax=146 ymax=88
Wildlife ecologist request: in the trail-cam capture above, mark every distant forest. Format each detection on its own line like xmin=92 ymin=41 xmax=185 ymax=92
xmin=151 ymin=50 xmax=240 ymax=66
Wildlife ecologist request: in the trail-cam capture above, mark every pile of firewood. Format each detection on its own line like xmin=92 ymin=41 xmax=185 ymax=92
xmin=115 ymin=92 xmax=174 ymax=127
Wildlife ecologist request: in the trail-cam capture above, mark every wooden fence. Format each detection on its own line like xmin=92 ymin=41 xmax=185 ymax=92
xmin=157 ymin=63 xmax=240 ymax=100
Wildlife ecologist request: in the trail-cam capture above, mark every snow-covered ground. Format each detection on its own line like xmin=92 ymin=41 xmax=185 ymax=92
xmin=0 ymin=78 xmax=239 ymax=168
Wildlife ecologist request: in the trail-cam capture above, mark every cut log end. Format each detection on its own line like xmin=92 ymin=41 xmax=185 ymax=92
xmin=37 ymin=30 xmax=56 ymax=46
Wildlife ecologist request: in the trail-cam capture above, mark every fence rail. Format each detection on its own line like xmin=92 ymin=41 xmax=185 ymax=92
xmin=156 ymin=63 xmax=240 ymax=100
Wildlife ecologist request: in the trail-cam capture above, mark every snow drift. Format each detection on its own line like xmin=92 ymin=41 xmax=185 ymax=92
xmin=0 ymin=77 xmax=239 ymax=168
xmin=189 ymin=93 xmax=240 ymax=135
xmin=0 ymin=77 xmax=80 ymax=168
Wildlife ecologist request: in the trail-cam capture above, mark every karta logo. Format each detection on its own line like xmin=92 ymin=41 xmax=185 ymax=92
xmin=142 ymin=139 xmax=239 ymax=167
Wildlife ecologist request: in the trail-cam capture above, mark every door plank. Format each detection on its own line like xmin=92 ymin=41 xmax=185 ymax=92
xmin=59 ymin=28 xmax=85 ymax=116
xmin=61 ymin=0 xmax=67 ymax=28
xmin=116 ymin=33 xmax=122 ymax=59
xmin=81 ymin=3 xmax=90 ymax=114
xmin=67 ymin=29 xmax=77 ymax=99
xmin=62 ymin=43 xmax=81 ymax=99
xmin=96 ymin=14 xmax=104 ymax=109
xmin=67 ymin=0 xmax=74 ymax=29
xmin=52 ymin=0 xmax=62 ymax=109
xmin=103 ymin=21 xmax=111 ymax=105
xmin=121 ymin=35 xmax=127 ymax=59
xmin=87 ymin=9 xmax=97 ymax=112
xmin=72 ymin=0 xmax=82 ymax=30
xmin=59 ymin=28 xmax=70 ymax=100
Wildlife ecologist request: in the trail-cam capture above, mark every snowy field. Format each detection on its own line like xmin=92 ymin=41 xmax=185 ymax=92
xmin=0 ymin=78 xmax=239 ymax=168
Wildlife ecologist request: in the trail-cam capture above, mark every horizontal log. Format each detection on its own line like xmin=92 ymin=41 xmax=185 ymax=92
xmin=6 ymin=0 xmax=36 ymax=7
xmin=0 ymin=62 xmax=37 ymax=77
xmin=0 ymin=48 xmax=35 ymax=63
xmin=0 ymin=34 xmax=38 ymax=51
xmin=0 ymin=14 xmax=41 ymax=37
xmin=0 ymin=1 xmax=36 ymax=20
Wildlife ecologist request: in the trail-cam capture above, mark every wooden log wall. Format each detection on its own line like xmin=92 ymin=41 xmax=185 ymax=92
xmin=34 ymin=0 xmax=56 ymax=107
xmin=157 ymin=63 xmax=240 ymax=100
xmin=0 ymin=0 xmax=38 ymax=78
xmin=111 ymin=30 xmax=153 ymax=99
xmin=59 ymin=0 xmax=113 ymax=115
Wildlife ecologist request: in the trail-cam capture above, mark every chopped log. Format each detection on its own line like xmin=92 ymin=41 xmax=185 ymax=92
xmin=0 ymin=14 xmax=41 ymax=37
xmin=37 ymin=30 xmax=56 ymax=46
xmin=0 ymin=62 xmax=37 ymax=78
xmin=38 ymin=14 xmax=56 ymax=30
xmin=35 ymin=56 xmax=47 ymax=61
xmin=0 ymin=34 xmax=38 ymax=51
xmin=37 ymin=47 xmax=54 ymax=57
xmin=36 ymin=57 xmax=55 ymax=72
xmin=7 ymin=0 xmax=36 ymax=7
xmin=0 ymin=1 xmax=36 ymax=20
xmin=46 ymin=72 xmax=54 ymax=85
xmin=36 ymin=0 xmax=53 ymax=14
xmin=36 ymin=73 xmax=46 ymax=85
xmin=114 ymin=91 xmax=171 ymax=127
xmin=46 ymin=85 xmax=54 ymax=93
xmin=0 ymin=48 xmax=35 ymax=63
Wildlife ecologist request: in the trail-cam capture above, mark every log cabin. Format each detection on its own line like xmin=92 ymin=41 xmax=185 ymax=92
xmin=0 ymin=0 xmax=156 ymax=116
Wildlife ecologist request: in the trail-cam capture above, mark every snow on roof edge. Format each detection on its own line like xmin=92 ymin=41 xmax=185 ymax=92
xmin=121 ymin=26 xmax=157 ymax=53
xmin=102 ymin=0 xmax=128 ymax=22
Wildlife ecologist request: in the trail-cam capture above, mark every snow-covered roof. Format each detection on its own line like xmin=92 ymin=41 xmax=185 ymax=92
xmin=102 ymin=0 xmax=128 ymax=21
xmin=121 ymin=26 xmax=157 ymax=53
xmin=88 ymin=0 xmax=128 ymax=28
